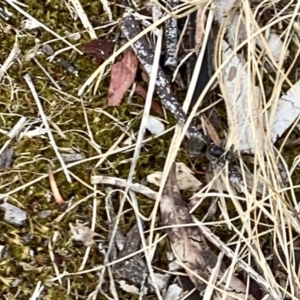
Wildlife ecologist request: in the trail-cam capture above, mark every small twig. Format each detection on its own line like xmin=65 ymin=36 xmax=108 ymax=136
xmin=23 ymin=74 xmax=72 ymax=183
xmin=91 ymin=175 xmax=157 ymax=200
xmin=32 ymin=57 xmax=61 ymax=90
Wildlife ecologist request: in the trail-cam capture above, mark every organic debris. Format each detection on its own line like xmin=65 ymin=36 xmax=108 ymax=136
xmin=107 ymin=50 xmax=138 ymax=106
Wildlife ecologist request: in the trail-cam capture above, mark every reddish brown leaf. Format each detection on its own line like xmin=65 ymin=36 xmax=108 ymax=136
xmin=82 ymin=39 xmax=115 ymax=63
xmin=134 ymin=85 xmax=164 ymax=118
xmin=107 ymin=50 xmax=138 ymax=106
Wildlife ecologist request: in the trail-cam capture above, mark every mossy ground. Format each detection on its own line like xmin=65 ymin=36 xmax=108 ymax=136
xmin=1 ymin=1 xmax=300 ymax=299
xmin=0 ymin=1 xmax=174 ymax=298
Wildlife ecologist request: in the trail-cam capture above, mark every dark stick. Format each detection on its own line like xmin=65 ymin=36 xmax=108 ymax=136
xmin=119 ymin=14 xmax=202 ymax=139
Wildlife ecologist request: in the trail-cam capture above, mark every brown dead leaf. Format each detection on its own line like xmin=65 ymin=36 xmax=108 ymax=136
xmin=107 ymin=50 xmax=138 ymax=106
xmin=135 ymin=85 xmax=164 ymax=118
xmin=82 ymin=39 xmax=115 ymax=63
xmin=161 ymin=163 xmax=257 ymax=300
xmin=147 ymin=162 xmax=201 ymax=192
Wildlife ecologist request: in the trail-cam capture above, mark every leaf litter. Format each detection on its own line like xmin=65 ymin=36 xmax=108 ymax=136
xmin=1 ymin=0 xmax=300 ymax=299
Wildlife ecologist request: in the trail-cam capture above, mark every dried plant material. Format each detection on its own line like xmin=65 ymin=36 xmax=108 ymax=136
xmin=82 ymin=39 xmax=115 ymax=63
xmin=48 ymin=167 xmax=65 ymax=208
xmin=91 ymin=175 xmax=157 ymax=200
xmin=117 ymin=280 xmax=139 ymax=295
xmin=203 ymin=115 xmax=221 ymax=145
xmin=161 ymin=163 xmax=257 ymax=299
xmin=164 ymin=0 xmax=178 ymax=68
xmin=221 ymin=40 xmax=264 ymax=153
xmin=256 ymin=32 xmax=285 ymax=62
xmin=107 ymin=50 xmax=138 ymax=106
xmin=7 ymin=116 xmax=27 ymax=139
xmin=270 ymin=80 xmax=300 ymax=143
xmin=147 ymin=162 xmax=202 ymax=192
xmin=19 ymin=127 xmax=49 ymax=139
xmin=0 ymin=8 xmax=11 ymax=21
xmin=21 ymin=19 xmax=41 ymax=30
xmin=0 ymin=41 xmax=21 ymax=81
xmin=0 ymin=202 xmax=27 ymax=227
xmin=24 ymin=74 xmax=71 ymax=182
xmin=120 ymin=15 xmax=200 ymax=137
xmin=60 ymin=153 xmax=85 ymax=162
xmin=146 ymin=116 xmax=165 ymax=135
xmin=214 ymin=0 xmax=246 ymax=48
xmin=69 ymin=222 xmax=100 ymax=247
xmin=0 ymin=146 xmax=13 ymax=169
xmin=195 ymin=8 xmax=206 ymax=54
xmin=134 ymin=85 xmax=164 ymax=117
xmin=69 ymin=0 xmax=96 ymax=39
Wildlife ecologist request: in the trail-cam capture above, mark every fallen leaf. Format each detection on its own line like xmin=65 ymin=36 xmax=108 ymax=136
xmin=107 ymin=50 xmax=138 ymax=106
xmin=147 ymin=162 xmax=202 ymax=192
xmin=82 ymin=39 xmax=115 ymax=63
xmin=160 ymin=163 xmax=257 ymax=299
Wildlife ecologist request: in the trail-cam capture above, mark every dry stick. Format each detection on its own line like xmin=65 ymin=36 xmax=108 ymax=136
xmin=164 ymin=0 xmax=178 ymax=68
xmin=91 ymin=175 xmax=157 ymax=200
xmin=120 ymin=14 xmax=201 ymax=138
xmin=23 ymin=74 xmax=72 ymax=183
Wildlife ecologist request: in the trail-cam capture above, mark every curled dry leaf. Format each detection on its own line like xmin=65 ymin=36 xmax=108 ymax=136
xmin=107 ymin=50 xmax=138 ymax=106
xmin=147 ymin=162 xmax=202 ymax=192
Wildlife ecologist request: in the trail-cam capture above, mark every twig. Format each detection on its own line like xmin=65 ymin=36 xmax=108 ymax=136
xmin=119 ymin=14 xmax=201 ymax=138
xmin=164 ymin=0 xmax=178 ymax=68
xmin=91 ymin=175 xmax=157 ymax=200
xmin=23 ymin=74 xmax=72 ymax=183
xmin=32 ymin=57 xmax=61 ymax=90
